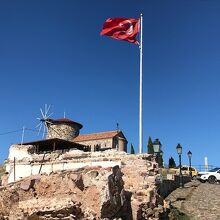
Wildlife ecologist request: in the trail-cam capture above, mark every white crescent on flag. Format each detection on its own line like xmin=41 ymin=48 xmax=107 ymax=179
xmin=119 ymin=20 xmax=134 ymax=35
xmin=100 ymin=17 xmax=139 ymax=44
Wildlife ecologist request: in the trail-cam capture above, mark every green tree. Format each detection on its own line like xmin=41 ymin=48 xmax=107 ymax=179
xmin=130 ymin=144 xmax=135 ymax=154
xmin=147 ymin=136 xmax=154 ymax=154
xmin=168 ymin=157 xmax=176 ymax=168
xmin=157 ymin=155 xmax=164 ymax=168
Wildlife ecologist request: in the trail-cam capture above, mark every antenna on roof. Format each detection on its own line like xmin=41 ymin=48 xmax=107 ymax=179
xmin=64 ymin=111 xmax=66 ymax=118
xmin=21 ymin=126 xmax=25 ymax=145
xmin=36 ymin=104 xmax=53 ymax=139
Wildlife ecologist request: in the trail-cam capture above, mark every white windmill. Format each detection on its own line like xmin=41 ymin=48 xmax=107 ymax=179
xmin=36 ymin=104 xmax=53 ymax=138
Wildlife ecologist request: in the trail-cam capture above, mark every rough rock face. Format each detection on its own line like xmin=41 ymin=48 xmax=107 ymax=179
xmin=0 ymin=154 xmax=165 ymax=220
xmin=121 ymin=155 xmax=164 ymax=220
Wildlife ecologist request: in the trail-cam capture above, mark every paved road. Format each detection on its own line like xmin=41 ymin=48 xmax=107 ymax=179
xmin=167 ymin=181 xmax=220 ymax=220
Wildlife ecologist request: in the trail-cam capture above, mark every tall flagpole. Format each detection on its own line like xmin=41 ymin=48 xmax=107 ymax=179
xmin=139 ymin=14 xmax=143 ymax=154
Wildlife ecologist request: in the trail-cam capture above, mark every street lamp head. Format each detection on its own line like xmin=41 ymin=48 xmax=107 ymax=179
xmin=153 ymin=138 xmax=161 ymax=153
xmin=187 ymin=150 xmax=192 ymax=158
xmin=176 ymin=143 xmax=182 ymax=155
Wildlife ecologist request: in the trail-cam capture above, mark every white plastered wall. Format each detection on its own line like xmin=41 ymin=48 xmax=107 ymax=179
xmin=6 ymin=160 xmax=121 ymax=183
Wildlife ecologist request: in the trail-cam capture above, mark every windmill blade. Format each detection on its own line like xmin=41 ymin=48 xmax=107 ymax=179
xmin=45 ymin=120 xmax=53 ymax=125
xmin=37 ymin=123 xmax=43 ymax=136
xmin=44 ymin=104 xmax=47 ymax=116
xmin=44 ymin=121 xmax=48 ymax=133
xmin=43 ymin=120 xmax=51 ymax=134
xmin=36 ymin=121 xmax=42 ymax=128
xmin=44 ymin=120 xmax=53 ymax=134
xmin=47 ymin=112 xmax=53 ymax=119
xmin=40 ymin=108 xmax=45 ymax=119
xmin=45 ymin=104 xmax=51 ymax=116
xmin=36 ymin=104 xmax=53 ymax=139
xmin=42 ymin=123 xmax=46 ymax=139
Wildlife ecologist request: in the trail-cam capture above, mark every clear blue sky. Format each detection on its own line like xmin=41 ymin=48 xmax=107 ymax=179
xmin=0 ymin=0 xmax=220 ymax=167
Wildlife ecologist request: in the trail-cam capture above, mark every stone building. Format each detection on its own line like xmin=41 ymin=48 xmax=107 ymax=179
xmin=73 ymin=130 xmax=127 ymax=152
xmin=2 ymin=117 xmax=168 ymax=220
xmin=45 ymin=118 xmax=127 ymax=152
xmin=46 ymin=118 xmax=83 ymax=141
xmin=5 ymin=117 xmax=128 ymax=183
xmin=44 ymin=117 xmax=127 ymax=152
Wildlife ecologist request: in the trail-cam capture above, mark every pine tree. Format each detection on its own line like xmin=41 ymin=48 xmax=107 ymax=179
xmin=147 ymin=136 xmax=154 ymax=154
xmin=157 ymin=155 xmax=164 ymax=168
xmin=168 ymin=157 xmax=176 ymax=168
xmin=130 ymin=144 xmax=135 ymax=154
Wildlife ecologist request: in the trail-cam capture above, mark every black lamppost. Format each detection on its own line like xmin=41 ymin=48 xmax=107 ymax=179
xmin=176 ymin=143 xmax=184 ymax=188
xmin=153 ymin=139 xmax=162 ymax=167
xmin=160 ymin=150 xmax=164 ymax=168
xmin=153 ymin=139 xmax=161 ymax=154
xmin=187 ymin=150 xmax=192 ymax=178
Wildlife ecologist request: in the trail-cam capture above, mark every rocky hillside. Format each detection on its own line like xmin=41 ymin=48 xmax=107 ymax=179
xmin=0 ymin=154 xmax=166 ymax=220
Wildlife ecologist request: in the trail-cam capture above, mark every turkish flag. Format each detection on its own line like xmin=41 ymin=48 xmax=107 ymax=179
xmin=100 ymin=18 xmax=139 ymax=44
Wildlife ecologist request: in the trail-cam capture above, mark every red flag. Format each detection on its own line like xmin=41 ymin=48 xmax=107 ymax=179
xmin=100 ymin=17 xmax=139 ymax=44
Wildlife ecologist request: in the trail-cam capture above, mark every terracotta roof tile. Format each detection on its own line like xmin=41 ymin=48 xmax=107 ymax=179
xmin=73 ymin=130 xmax=124 ymax=142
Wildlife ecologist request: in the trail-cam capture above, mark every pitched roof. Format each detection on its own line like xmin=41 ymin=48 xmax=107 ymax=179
xmin=18 ymin=138 xmax=89 ymax=152
xmin=73 ymin=130 xmax=126 ymax=142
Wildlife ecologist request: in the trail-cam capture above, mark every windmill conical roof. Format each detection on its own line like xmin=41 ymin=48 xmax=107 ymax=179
xmin=49 ymin=118 xmax=83 ymax=129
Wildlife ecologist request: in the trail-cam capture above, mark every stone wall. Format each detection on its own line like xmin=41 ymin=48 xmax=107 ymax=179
xmin=1 ymin=152 xmax=166 ymax=220
xmin=118 ymin=137 xmax=127 ymax=152
xmin=8 ymin=145 xmax=34 ymax=161
xmin=6 ymin=146 xmax=124 ymax=183
xmin=75 ymin=136 xmax=127 ymax=152
xmin=158 ymin=175 xmax=192 ymax=198
xmin=74 ymin=138 xmax=113 ymax=151
xmin=47 ymin=123 xmax=80 ymax=140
